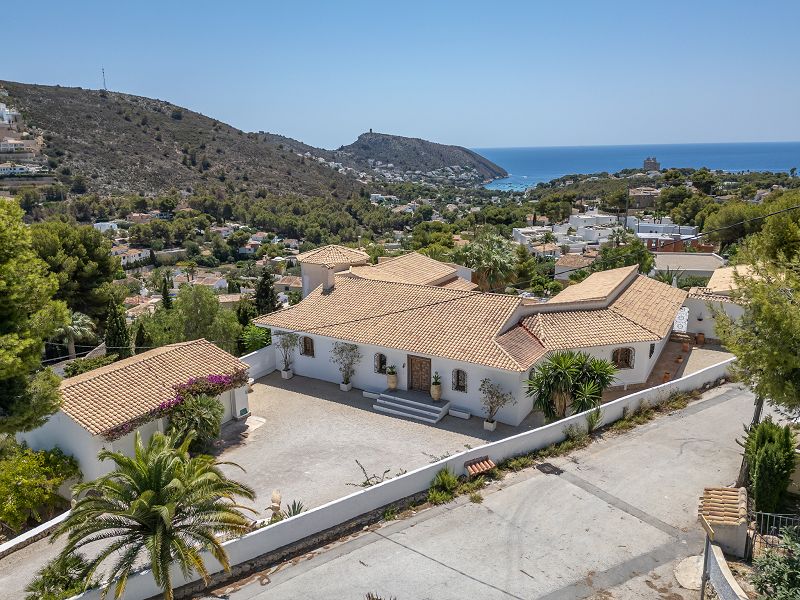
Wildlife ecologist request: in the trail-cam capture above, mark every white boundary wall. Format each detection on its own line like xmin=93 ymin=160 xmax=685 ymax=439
xmin=68 ymin=358 xmax=734 ymax=600
xmin=240 ymin=345 xmax=275 ymax=379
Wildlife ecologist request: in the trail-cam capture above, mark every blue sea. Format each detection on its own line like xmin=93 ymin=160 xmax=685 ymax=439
xmin=475 ymin=142 xmax=800 ymax=191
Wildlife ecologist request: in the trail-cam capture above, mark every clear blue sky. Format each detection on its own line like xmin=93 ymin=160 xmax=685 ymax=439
xmin=6 ymin=0 xmax=799 ymax=149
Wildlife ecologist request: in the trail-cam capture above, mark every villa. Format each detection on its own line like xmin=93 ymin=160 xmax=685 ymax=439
xmin=255 ymin=246 xmax=687 ymax=426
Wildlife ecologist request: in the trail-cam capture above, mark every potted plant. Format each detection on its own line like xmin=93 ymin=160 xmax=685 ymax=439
xmin=386 ymin=365 xmax=398 ymax=390
xmin=331 ymin=342 xmax=361 ymax=391
xmin=479 ymin=378 xmax=516 ymax=432
xmin=430 ymin=371 xmax=442 ymax=401
xmin=696 ymin=332 xmax=706 ymax=346
xmin=276 ymin=332 xmax=299 ymax=379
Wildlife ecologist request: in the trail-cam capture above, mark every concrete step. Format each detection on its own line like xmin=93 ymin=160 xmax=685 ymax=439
xmin=373 ymin=405 xmax=441 ymax=424
xmin=373 ymin=393 xmax=450 ymax=424
xmin=375 ymin=397 xmax=445 ymax=418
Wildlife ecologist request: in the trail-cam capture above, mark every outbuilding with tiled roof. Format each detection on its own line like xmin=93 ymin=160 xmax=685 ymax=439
xmin=18 ymin=340 xmax=251 ymax=480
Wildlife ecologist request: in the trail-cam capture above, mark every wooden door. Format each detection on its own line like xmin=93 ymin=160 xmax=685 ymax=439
xmin=408 ymin=356 xmax=431 ymax=391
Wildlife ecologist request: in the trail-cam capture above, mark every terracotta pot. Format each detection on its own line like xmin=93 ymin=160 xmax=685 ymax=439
xmin=676 ymin=356 xmax=683 ymax=364
xmin=682 ymin=341 xmax=690 ymax=352
xmin=696 ymin=332 xmax=706 ymax=346
xmin=430 ymin=383 xmax=442 ymax=401
xmin=387 ymin=373 xmax=398 ymax=390
xmin=483 ymin=419 xmax=497 ymax=431
xmin=662 ymin=371 xmax=671 ymax=383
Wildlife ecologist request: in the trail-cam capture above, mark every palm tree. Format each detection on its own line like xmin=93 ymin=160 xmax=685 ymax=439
xmin=538 ymin=231 xmax=556 ymax=255
xmin=52 ymin=311 xmax=96 ymax=360
xmin=53 ymin=432 xmax=256 ymax=600
xmin=652 ymin=267 xmax=683 ymax=286
xmin=527 ymin=350 xmax=617 ymax=420
xmin=453 ymin=233 xmax=515 ymax=291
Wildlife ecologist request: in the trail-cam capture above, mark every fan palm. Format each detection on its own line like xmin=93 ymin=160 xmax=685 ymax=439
xmin=52 ymin=311 xmax=96 ymax=360
xmin=53 ymin=431 xmax=256 ymax=600
xmin=527 ymin=350 xmax=617 ymax=420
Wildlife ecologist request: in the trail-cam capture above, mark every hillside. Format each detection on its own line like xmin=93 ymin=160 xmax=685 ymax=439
xmin=334 ymin=131 xmax=507 ymax=184
xmin=1 ymin=81 xmax=363 ymax=198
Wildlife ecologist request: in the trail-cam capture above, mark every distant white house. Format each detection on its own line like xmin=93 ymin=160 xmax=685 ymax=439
xmin=93 ymin=221 xmax=118 ymax=233
xmin=19 ymin=340 xmax=250 ymax=481
xmin=256 ymin=247 xmax=686 ymax=426
xmin=683 ymin=265 xmax=750 ymax=342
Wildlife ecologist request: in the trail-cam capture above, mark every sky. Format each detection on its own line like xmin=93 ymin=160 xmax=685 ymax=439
xmin=5 ymin=0 xmax=800 ymax=149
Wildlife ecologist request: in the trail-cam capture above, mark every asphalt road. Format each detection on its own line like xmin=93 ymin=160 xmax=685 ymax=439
xmin=204 ymin=384 xmax=755 ymax=600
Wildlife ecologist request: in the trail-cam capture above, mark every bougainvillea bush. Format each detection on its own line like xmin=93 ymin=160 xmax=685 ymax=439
xmin=102 ymin=371 xmax=247 ymax=441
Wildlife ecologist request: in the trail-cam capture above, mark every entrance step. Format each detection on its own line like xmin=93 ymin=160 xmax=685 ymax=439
xmin=372 ymin=392 xmax=450 ymax=424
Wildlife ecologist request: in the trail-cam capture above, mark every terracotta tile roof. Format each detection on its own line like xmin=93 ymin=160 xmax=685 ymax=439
xmin=276 ymin=275 xmax=303 ymax=288
xmin=60 ymin=340 xmax=248 ymax=436
xmin=296 ymin=244 xmax=369 ymax=267
xmin=255 ymin=277 xmax=527 ymax=370
xmin=706 ymin=265 xmax=754 ymax=295
xmin=439 ymin=276 xmax=480 ymax=291
xmin=548 ymin=265 xmax=639 ymax=305
xmin=555 ymin=254 xmax=596 ymax=269
xmin=521 ymin=272 xmax=687 ymax=349
xmin=687 ymin=287 xmax=736 ymax=304
xmin=348 ymin=252 xmax=457 ymax=286
xmin=699 ymin=487 xmax=748 ymax=526
xmin=495 ymin=326 xmax=548 ymax=367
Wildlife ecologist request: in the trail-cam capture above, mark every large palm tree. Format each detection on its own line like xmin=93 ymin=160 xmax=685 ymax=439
xmin=52 ymin=311 xmax=96 ymax=360
xmin=527 ymin=350 xmax=617 ymax=420
xmin=453 ymin=233 xmax=515 ymax=291
xmin=53 ymin=432 xmax=256 ymax=600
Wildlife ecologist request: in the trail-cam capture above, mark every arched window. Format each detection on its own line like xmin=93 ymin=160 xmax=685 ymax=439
xmin=612 ymin=347 xmax=634 ymax=369
xmin=374 ymin=353 xmax=387 ymax=374
xmin=452 ymin=369 xmax=467 ymax=393
xmin=300 ymin=336 xmax=315 ymax=357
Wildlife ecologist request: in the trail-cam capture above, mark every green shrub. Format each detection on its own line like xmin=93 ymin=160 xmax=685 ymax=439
xmin=431 ymin=468 xmax=459 ymax=494
xmin=63 ymin=353 xmax=118 ymax=377
xmin=427 ymin=489 xmax=453 ymax=505
xmin=585 ymin=408 xmax=603 ymax=434
xmin=0 ymin=445 xmax=79 ymax=533
xmin=25 ymin=552 xmax=94 ymax=600
xmin=744 ymin=418 xmax=796 ymax=512
xmin=239 ymin=324 xmax=271 ymax=355
xmin=166 ymin=394 xmax=224 ymax=452
xmin=457 ymin=476 xmax=486 ymax=494
xmin=503 ymin=455 xmax=533 ymax=472
xmin=469 ymin=492 xmax=483 ymax=504
xmin=751 ymin=526 xmax=800 ymax=600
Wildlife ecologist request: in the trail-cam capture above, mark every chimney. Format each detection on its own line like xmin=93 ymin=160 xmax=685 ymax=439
xmin=323 ymin=267 xmax=335 ymax=292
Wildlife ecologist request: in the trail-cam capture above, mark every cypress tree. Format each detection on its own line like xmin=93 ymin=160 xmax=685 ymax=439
xmin=254 ymin=269 xmax=281 ymax=315
xmin=161 ymin=277 xmax=172 ymax=310
xmin=134 ymin=322 xmax=153 ymax=354
xmin=104 ymin=302 xmax=132 ymax=359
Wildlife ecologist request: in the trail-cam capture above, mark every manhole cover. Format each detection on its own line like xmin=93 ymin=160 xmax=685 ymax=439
xmin=537 ymin=462 xmax=563 ymax=475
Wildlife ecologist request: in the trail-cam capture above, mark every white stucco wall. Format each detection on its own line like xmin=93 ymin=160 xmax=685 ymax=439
xmin=17 ymin=411 xmax=108 ymax=481
xmin=684 ymin=297 xmax=744 ymax=341
xmin=271 ymin=331 xmax=533 ymax=426
xmin=571 ymin=335 xmax=670 ymax=389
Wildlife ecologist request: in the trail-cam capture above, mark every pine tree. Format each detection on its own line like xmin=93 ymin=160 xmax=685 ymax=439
xmin=160 ymin=277 xmax=172 ymax=310
xmin=235 ymin=295 xmax=257 ymax=326
xmin=133 ymin=322 xmax=153 ymax=354
xmin=254 ymin=269 xmax=281 ymax=315
xmin=104 ymin=302 xmax=132 ymax=359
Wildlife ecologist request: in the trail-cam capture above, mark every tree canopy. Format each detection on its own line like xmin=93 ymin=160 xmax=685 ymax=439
xmin=0 ymin=201 xmax=69 ymax=434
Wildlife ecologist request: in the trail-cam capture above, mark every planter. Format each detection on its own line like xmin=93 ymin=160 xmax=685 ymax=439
xmin=387 ymin=373 xmax=398 ymax=390
xmin=676 ymin=355 xmax=684 ymax=364
xmin=430 ymin=383 xmax=442 ymax=401
xmin=340 ymin=382 xmax=352 ymax=392
xmin=696 ymin=332 xmax=706 ymax=346
xmin=280 ymin=369 xmax=294 ymax=380
xmin=681 ymin=341 xmax=690 ymax=352
xmin=662 ymin=371 xmax=671 ymax=383
xmin=483 ymin=419 xmax=497 ymax=432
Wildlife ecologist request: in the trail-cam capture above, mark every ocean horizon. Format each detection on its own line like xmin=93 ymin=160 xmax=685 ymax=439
xmin=475 ymin=141 xmax=800 ymax=190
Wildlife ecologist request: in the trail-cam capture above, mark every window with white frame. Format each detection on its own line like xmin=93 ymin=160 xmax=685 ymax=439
xmin=452 ymin=369 xmax=467 ymax=392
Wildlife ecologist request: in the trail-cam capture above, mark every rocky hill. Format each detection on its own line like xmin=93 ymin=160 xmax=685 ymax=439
xmin=334 ymin=131 xmax=507 ymax=184
xmin=1 ymin=81 xmax=362 ymax=198
xmin=1 ymin=81 xmax=506 ymax=196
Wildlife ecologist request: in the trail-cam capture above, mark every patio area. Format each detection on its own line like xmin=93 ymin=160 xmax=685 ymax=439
xmin=603 ymin=339 xmax=733 ymax=401
xmin=214 ymin=372 xmax=521 ymax=519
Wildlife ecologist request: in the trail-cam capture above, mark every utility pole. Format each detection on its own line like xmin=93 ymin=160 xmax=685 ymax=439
xmin=102 ymin=68 xmax=107 ymax=91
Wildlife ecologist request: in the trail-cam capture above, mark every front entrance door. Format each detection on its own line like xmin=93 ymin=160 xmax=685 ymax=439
xmin=407 ymin=355 xmax=431 ymax=391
